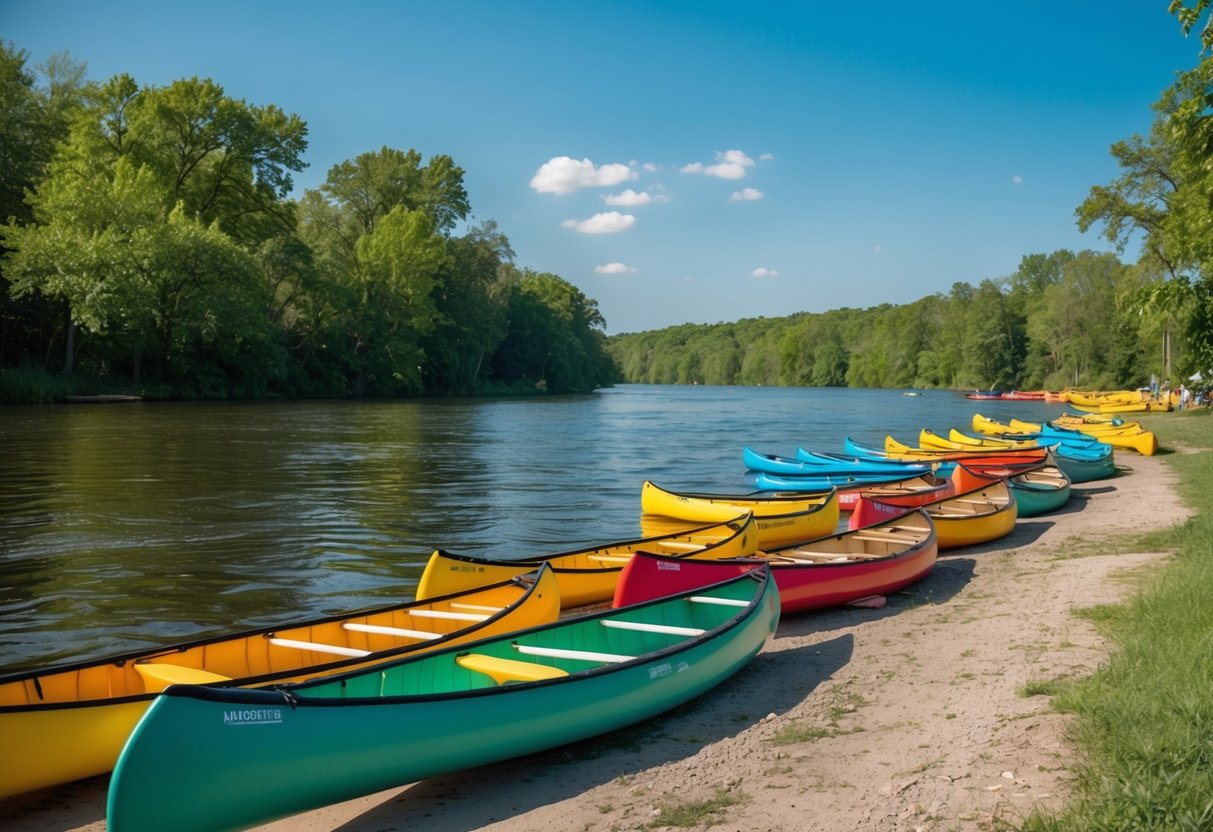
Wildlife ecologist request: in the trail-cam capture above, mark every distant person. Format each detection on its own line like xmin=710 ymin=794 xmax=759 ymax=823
xmin=1181 ymin=385 xmax=1191 ymax=410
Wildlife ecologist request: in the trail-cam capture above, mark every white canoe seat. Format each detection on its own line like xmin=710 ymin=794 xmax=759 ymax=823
xmin=649 ymin=541 xmax=704 ymax=552
xmin=268 ymin=637 xmax=371 ymax=658
xmin=342 ymin=622 xmax=441 ymax=640
xmin=456 ymin=653 xmax=569 ymax=685
xmin=602 ymin=620 xmax=705 ymax=637
xmin=687 ymin=595 xmax=750 ymax=607
xmin=587 ymin=555 xmax=632 ymax=564
xmin=513 ymin=644 xmax=635 ymax=663
xmin=406 ymin=609 xmax=491 ymax=621
xmin=449 ymin=602 xmax=504 ymax=612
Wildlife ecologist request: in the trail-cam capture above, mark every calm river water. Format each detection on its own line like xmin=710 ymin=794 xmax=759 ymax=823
xmin=0 ymin=385 xmax=1058 ymax=670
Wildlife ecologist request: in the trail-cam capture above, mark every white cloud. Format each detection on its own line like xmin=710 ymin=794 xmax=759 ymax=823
xmin=759 ymin=153 xmax=775 ymax=161
xmin=595 ymin=262 xmax=637 ymax=274
xmin=729 ymin=187 xmax=764 ymax=202
xmin=603 ymin=189 xmax=652 ymax=206
xmin=752 ymin=267 xmax=779 ymax=278
xmin=529 ymin=156 xmax=637 ymax=195
xmin=682 ymin=149 xmax=756 ymax=180
xmin=1012 ymin=174 xmax=1024 ymax=185
xmin=561 ymin=212 xmax=637 ymax=234
xmin=642 ymin=162 xmax=660 ymax=172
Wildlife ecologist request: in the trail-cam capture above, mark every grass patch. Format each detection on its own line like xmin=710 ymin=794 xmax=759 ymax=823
xmin=647 ymin=787 xmax=749 ymax=828
xmin=1022 ymin=411 xmax=1213 ymax=830
xmin=1017 ymin=677 xmax=1076 ymax=698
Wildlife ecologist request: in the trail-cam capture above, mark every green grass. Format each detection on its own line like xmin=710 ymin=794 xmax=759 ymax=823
xmin=646 ymin=787 xmax=749 ymax=828
xmin=1022 ymin=410 xmax=1213 ymax=830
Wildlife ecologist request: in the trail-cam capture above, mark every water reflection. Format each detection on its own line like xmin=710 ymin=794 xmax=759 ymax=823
xmin=0 ymin=387 xmax=1059 ymax=670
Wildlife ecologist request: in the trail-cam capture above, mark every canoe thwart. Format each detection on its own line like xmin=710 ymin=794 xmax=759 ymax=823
xmin=601 ymin=620 xmax=706 ymax=637
xmin=342 ymin=622 xmax=440 ymax=640
xmin=687 ymin=596 xmax=750 ymax=607
xmin=456 ymin=653 xmax=569 ymax=685
xmin=513 ymin=643 xmax=635 ymax=663
xmin=267 ymin=637 xmax=371 ymax=658
xmin=406 ymin=609 xmax=491 ymax=622
xmin=134 ymin=663 xmax=232 ymax=694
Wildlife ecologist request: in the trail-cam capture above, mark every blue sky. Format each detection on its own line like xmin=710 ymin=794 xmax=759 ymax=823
xmin=4 ymin=1 xmax=1206 ymax=334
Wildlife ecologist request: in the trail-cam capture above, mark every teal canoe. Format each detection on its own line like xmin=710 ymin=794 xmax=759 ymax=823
xmin=107 ymin=566 xmax=780 ymax=832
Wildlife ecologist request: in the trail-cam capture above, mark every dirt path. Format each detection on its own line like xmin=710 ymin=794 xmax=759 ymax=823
xmin=1 ymin=453 xmax=1189 ymax=832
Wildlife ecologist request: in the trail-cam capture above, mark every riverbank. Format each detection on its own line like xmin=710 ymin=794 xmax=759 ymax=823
xmin=0 ymin=448 xmax=1193 ymax=831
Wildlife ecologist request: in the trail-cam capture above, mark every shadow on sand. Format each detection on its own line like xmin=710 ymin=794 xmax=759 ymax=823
xmin=333 ymin=634 xmax=855 ymax=832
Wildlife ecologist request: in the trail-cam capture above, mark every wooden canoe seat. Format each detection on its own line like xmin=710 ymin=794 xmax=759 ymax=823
xmin=407 ymin=609 xmax=491 ymax=621
xmin=268 ymin=637 xmax=371 ymax=658
xmin=342 ymin=622 xmax=440 ymax=640
xmin=456 ymin=653 xmax=569 ymax=685
xmin=602 ymin=620 xmax=705 ymax=637
xmin=135 ymin=663 xmax=233 ymax=694
xmin=587 ymin=555 xmax=632 ymax=564
xmin=513 ymin=643 xmax=635 ymax=663
xmin=687 ymin=596 xmax=750 ymax=607
xmin=852 ymin=533 xmax=921 ymax=543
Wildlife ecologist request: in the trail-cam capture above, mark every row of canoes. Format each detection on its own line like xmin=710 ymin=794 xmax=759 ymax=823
xmin=961 ymin=388 xmax=1178 ymax=413
xmin=4 ymin=415 xmax=1139 ymax=830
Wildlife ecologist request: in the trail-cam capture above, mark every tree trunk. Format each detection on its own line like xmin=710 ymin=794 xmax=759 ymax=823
xmin=63 ymin=309 xmax=75 ymax=377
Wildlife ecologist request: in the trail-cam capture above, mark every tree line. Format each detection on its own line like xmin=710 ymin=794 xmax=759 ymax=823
xmin=0 ymin=44 xmax=617 ymax=401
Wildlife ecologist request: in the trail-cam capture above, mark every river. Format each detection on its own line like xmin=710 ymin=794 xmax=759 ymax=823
xmin=0 ymin=385 xmax=1058 ymax=670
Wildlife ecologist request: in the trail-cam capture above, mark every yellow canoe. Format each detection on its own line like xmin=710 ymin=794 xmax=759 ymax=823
xmin=415 ymin=512 xmax=758 ymax=609
xmin=639 ymin=481 xmax=840 ymax=548
xmin=1010 ymin=417 xmax=1158 ymax=456
xmin=0 ymin=566 xmax=560 ymax=798
xmin=851 ymin=479 xmax=1017 ymax=550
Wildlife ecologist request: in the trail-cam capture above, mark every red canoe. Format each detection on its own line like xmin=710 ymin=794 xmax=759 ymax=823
xmin=835 ymin=474 xmax=953 ymax=512
xmin=613 ymin=510 xmax=938 ymax=614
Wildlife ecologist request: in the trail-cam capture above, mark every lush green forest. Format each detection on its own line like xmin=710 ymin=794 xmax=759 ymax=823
xmin=0 ymin=44 xmax=617 ymax=402
xmin=607 ymin=249 xmax=1195 ymax=391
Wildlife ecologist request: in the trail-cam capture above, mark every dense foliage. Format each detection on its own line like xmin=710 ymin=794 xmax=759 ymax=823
xmin=0 ymin=44 xmax=616 ymax=401
xmin=608 ymin=248 xmax=1197 ymax=390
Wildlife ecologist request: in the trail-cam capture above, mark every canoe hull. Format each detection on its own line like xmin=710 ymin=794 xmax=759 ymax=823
xmin=849 ymin=481 xmax=1017 ymax=550
xmin=616 ymin=511 xmax=937 ymax=613
xmin=107 ymin=571 xmax=779 ymax=832
xmin=640 ymin=481 xmax=840 ymax=548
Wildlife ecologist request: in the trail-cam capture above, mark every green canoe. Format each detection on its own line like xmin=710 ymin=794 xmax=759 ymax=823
xmin=107 ymin=565 xmax=779 ymax=832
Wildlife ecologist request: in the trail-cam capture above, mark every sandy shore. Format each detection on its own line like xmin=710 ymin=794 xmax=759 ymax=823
xmin=1 ymin=451 xmax=1190 ymax=832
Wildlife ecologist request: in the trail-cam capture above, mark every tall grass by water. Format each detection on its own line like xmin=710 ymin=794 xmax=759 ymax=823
xmin=1022 ymin=409 xmax=1213 ymax=830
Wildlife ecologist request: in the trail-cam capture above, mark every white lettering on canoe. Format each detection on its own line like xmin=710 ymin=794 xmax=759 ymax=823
xmin=222 ymin=708 xmax=284 ymax=726
xmin=656 ymin=562 xmax=682 ymax=572
xmin=649 ymin=662 xmax=673 ymax=679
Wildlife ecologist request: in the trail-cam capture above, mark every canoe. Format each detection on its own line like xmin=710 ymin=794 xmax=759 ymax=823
xmin=752 ymin=469 xmax=933 ymax=494
xmin=793 ymin=449 xmax=935 ymax=473
xmin=106 ymin=567 xmax=780 ymax=832
xmin=1050 ymin=446 xmax=1117 ymax=483
xmin=744 ymin=446 xmax=931 ymax=478
xmin=833 ymin=474 xmax=953 ymax=512
xmin=949 ymin=462 xmax=1071 ymax=517
xmin=1023 ymin=416 xmax=1157 ymax=456
xmin=924 ymin=427 xmax=1112 ymax=463
xmin=0 ymin=566 xmax=560 ymax=799
xmin=864 ymin=435 xmax=1050 ymax=467
xmin=640 ymin=481 xmax=840 ymax=548
xmin=848 ymin=479 xmax=1017 ymax=550
xmin=615 ymin=510 xmax=938 ymax=613
xmin=415 ymin=512 xmax=758 ymax=609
